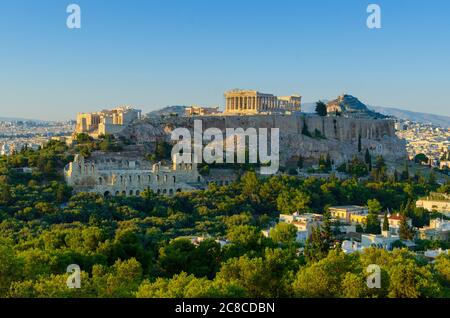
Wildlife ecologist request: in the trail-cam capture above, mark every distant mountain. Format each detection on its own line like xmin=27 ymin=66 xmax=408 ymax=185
xmin=0 ymin=116 xmax=46 ymax=123
xmin=302 ymin=101 xmax=450 ymax=128
xmin=326 ymin=95 xmax=387 ymax=119
xmin=367 ymin=106 xmax=450 ymax=128
xmin=146 ymin=106 xmax=187 ymax=117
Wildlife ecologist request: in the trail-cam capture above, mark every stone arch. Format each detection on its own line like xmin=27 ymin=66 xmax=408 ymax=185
xmin=122 ymin=190 xmax=126 ymax=196
xmin=135 ymin=190 xmax=140 ymax=196
xmin=104 ymin=191 xmax=110 ymax=198
xmin=176 ymin=188 xmax=182 ymax=193
xmin=157 ymin=189 xmax=161 ymax=195
xmin=162 ymin=189 xmax=167 ymax=194
xmin=169 ymin=189 xmax=173 ymax=196
xmin=115 ymin=191 xmax=120 ymax=196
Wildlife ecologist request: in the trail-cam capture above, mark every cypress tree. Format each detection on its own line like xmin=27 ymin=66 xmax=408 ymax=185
xmin=358 ymin=135 xmax=362 ymax=152
xmin=382 ymin=213 xmax=389 ymax=231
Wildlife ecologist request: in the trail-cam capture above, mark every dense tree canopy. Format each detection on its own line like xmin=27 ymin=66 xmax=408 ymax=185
xmin=0 ymin=142 xmax=448 ymax=298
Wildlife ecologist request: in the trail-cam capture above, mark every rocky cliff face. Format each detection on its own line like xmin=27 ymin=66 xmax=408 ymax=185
xmin=119 ymin=114 xmax=407 ymax=166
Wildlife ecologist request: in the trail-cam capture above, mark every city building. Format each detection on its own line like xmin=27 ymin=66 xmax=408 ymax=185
xmin=423 ymin=248 xmax=449 ymax=260
xmin=418 ymin=218 xmax=450 ymax=241
xmin=224 ymin=89 xmax=301 ymax=114
xmin=395 ymin=120 xmax=450 ymax=168
xmin=440 ymin=160 xmax=450 ymax=170
xmin=329 ymin=205 xmax=369 ymax=224
xmin=277 ymin=212 xmax=323 ymax=242
xmin=341 ymin=240 xmax=364 ymax=254
xmin=416 ymin=193 xmax=450 ymax=217
xmin=361 ymin=231 xmax=400 ymax=250
xmin=385 ymin=214 xmax=412 ymax=235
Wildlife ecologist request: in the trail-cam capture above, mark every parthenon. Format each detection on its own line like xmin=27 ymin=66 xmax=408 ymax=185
xmin=224 ymin=89 xmax=301 ymax=114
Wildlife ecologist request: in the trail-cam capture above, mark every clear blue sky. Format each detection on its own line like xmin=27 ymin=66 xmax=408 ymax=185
xmin=0 ymin=0 xmax=449 ymax=120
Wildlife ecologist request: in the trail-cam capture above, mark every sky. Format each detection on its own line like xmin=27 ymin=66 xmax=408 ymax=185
xmin=0 ymin=0 xmax=449 ymax=120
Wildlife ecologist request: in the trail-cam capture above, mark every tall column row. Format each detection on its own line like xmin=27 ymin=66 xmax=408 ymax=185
xmin=225 ymin=96 xmax=283 ymax=112
xmin=226 ymin=96 xmax=261 ymax=111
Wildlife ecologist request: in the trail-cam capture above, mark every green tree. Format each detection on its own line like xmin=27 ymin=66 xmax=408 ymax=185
xmin=388 ymin=258 xmax=441 ymax=298
xmin=0 ymin=239 xmax=22 ymax=297
xmin=301 ymin=119 xmax=311 ymax=137
xmin=293 ymin=250 xmax=358 ymax=297
xmin=93 ymin=258 xmax=143 ymax=298
xmin=401 ymin=161 xmax=410 ymax=181
xmin=276 ymin=189 xmax=311 ymax=214
xmin=399 ymin=214 xmax=414 ymax=240
xmin=0 ymin=185 xmax=12 ymax=205
xmin=414 ymin=153 xmax=429 ymax=164
xmin=270 ymin=223 xmax=297 ymax=245
xmin=226 ymin=225 xmax=265 ymax=253
xmin=382 ymin=212 xmax=389 ymax=232
xmin=136 ymin=272 xmax=243 ymax=298
xmin=304 ymin=225 xmax=329 ymax=263
xmin=297 ymin=156 xmax=304 ymax=169
xmin=315 ymin=101 xmax=327 ymax=117
xmin=366 ymin=199 xmax=382 ymax=234
xmin=158 ymin=238 xmax=197 ymax=277
xmin=372 ymin=155 xmax=387 ymax=182
xmin=358 ymin=134 xmax=362 ymax=152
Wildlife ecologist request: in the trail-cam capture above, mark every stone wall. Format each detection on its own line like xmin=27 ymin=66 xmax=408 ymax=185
xmin=64 ymin=153 xmax=204 ymax=196
xmin=119 ymin=114 xmax=406 ymax=166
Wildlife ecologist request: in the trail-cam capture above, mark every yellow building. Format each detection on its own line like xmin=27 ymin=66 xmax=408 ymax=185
xmin=329 ymin=205 xmax=369 ymax=224
xmin=416 ymin=193 xmax=450 ymax=213
xmin=350 ymin=214 xmax=368 ymax=225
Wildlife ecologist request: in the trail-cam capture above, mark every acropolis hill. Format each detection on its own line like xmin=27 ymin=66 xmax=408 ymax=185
xmin=119 ymin=114 xmax=407 ymax=167
xmin=72 ymin=92 xmax=407 ymax=169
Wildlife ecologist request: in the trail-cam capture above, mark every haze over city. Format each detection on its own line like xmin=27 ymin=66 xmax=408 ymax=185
xmin=0 ymin=0 xmax=450 ymax=120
